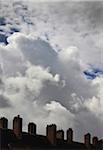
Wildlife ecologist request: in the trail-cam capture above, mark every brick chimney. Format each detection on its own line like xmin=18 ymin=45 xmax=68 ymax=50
xmin=92 ymin=136 xmax=98 ymax=146
xmin=13 ymin=115 xmax=22 ymax=138
xmin=56 ymin=130 xmax=64 ymax=140
xmin=67 ymin=128 xmax=73 ymax=143
xmin=28 ymin=122 xmax=36 ymax=135
xmin=46 ymin=124 xmax=56 ymax=146
xmin=0 ymin=117 xmax=8 ymax=129
xmin=84 ymin=133 xmax=91 ymax=147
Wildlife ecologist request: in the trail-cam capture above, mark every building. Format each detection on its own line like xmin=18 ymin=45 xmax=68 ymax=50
xmin=0 ymin=115 xmax=103 ymax=150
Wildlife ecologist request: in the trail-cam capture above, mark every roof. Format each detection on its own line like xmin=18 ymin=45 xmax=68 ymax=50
xmin=0 ymin=128 xmax=102 ymax=150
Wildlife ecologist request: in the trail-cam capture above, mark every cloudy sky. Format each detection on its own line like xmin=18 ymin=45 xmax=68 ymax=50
xmin=0 ymin=0 xmax=103 ymax=142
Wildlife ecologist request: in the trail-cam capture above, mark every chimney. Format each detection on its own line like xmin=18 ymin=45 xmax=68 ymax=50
xmin=28 ymin=122 xmax=36 ymax=135
xmin=0 ymin=117 xmax=8 ymax=129
xmin=98 ymin=139 xmax=103 ymax=149
xmin=13 ymin=115 xmax=22 ymax=138
xmin=67 ymin=128 xmax=73 ymax=143
xmin=84 ymin=133 xmax=91 ymax=147
xmin=46 ymin=124 xmax=56 ymax=146
xmin=56 ymin=130 xmax=64 ymax=140
xmin=92 ymin=136 xmax=98 ymax=146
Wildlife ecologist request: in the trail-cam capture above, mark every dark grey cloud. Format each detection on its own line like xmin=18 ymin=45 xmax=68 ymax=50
xmin=0 ymin=94 xmax=11 ymax=108
xmin=19 ymin=38 xmax=57 ymax=68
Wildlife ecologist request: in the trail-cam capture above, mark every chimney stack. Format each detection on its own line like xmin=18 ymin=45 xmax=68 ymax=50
xmin=46 ymin=124 xmax=56 ymax=146
xmin=28 ymin=122 xmax=36 ymax=135
xmin=84 ymin=133 xmax=91 ymax=147
xmin=13 ymin=115 xmax=22 ymax=138
xmin=67 ymin=128 xmax=73 ymax=143
xmin=92 ymin=136 xmax=98 ymax=146
xmin=56 ymin=130 xmax=64 ymax=140
xmin=0 ymin=117 xmax=8 ymax=129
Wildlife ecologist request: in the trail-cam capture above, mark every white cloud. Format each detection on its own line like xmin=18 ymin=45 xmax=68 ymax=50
xmin=85 ymin=76 xmax=103 ymax=120
xmin=0 ymin=32 xmax=101 ymax=141
xmin=59 ymin=46 xmax=79 ymax=62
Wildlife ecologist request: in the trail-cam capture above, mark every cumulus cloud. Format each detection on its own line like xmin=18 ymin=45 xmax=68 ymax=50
xmin=0 ymin=32 xmax=101 ymax=141
xmin=85 ymin=76 xmax=103 ymax=120
xmin=0 ymin=0 xmax=103 ymax=141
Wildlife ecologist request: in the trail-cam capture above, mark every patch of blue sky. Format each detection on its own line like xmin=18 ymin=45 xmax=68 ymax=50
xmin=84 ymin=68 xmax=103 ymax=79
xmin=10 ymin=27 xmax=20 ymax=34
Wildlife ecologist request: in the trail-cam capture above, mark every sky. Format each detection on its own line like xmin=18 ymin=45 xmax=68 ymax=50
xmin=0 ymin=0 xmax=103 ymax=142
